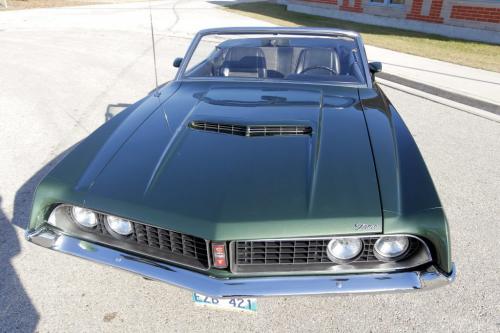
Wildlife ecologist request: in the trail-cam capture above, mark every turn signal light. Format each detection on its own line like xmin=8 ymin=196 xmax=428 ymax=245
xmin=211 ymin=242 xmax=228 ymax=269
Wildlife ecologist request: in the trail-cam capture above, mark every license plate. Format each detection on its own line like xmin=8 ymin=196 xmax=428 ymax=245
xmin=192 ymin=292 xmax=257 ymax=312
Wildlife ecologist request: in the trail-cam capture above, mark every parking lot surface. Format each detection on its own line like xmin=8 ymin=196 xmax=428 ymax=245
xmin=0 ymin=1 xmax=499 ymax=332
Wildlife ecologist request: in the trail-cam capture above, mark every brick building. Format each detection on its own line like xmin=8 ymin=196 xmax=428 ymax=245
xmin=278 ymin=0 xmax=500 ymax=43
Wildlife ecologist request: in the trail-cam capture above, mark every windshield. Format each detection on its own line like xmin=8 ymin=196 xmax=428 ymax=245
xmin=180 ymin=33 xmax=367 ymax=85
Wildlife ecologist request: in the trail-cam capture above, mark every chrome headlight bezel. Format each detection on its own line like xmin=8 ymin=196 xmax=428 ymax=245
xmin=326 ymin=237 xmax=363 ymax=264
xmin=373 ymin=236 xmax=410 ymax=262
xmin=48 ymin=204 xmax=134 ymax=239
xmin=105 ymin=215 xmax=134 ymax=237
xmin=70 ymin=206 xmax=98 ymax=229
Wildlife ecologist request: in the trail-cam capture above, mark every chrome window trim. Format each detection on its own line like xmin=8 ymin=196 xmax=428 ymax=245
xmin=229 ymin=234 xmax=432 ymax=276
xmin=179 ymin=77 xmax=366 ymax=88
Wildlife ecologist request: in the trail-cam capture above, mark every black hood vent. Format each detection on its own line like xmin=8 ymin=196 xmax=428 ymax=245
xmin=189 ymin=121 xmax=312 ymax=137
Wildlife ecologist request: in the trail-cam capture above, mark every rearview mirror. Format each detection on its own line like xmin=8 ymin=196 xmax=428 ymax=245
xmin=369 ymin=61 xmax=382 ymax=74
xmin=173 ymin=57 xmax=183 ymax=68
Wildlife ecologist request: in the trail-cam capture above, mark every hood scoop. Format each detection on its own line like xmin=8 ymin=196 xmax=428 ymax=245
xmin=189 ymin=121 xmax=312 ymax=137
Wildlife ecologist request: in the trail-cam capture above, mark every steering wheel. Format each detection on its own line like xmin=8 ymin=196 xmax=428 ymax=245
xmin=299 ymin=66 xmax=337 ymax=75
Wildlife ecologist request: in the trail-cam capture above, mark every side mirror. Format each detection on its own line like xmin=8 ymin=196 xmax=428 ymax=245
xmin=369 ymin=61 xmax=382 ymax=74
xmin=173 ymin=57 xmax=183 ymax=68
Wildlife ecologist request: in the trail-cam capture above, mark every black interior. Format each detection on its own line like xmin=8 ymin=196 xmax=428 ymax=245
xmin=295 ymin=48 xmax=340 ymax=76
xmin=220 ymin=47 xmax=267 ymax=78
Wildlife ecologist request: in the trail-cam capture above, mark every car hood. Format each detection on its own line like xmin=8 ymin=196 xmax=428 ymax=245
xmin=78 ymin=81 xmax=382 ymax=240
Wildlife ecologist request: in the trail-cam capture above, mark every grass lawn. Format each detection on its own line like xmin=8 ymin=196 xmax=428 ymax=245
xmin=224 ymin=2 xmax=500 ymax=72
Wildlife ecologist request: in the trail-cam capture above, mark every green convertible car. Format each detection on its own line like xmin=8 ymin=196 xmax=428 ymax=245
xmin=26 ymin=27 xmax=455 ymax=298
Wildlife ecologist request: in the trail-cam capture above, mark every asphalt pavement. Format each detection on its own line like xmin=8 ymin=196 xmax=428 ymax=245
xmin=0 ymin=1 xmax=499 ymax=332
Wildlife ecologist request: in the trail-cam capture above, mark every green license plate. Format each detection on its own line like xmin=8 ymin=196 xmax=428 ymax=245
xmin=192 ymin=292 xmax=257 ymax=312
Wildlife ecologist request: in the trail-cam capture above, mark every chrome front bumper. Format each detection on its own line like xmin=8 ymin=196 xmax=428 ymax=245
xmin=26 ymin=227 xmax=455 ymax=298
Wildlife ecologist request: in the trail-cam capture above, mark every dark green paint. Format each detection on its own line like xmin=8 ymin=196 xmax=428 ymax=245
xmin=29 ymin=80 xmax=452 ymax=274
xmin=359 ymin=87 xmax=451 ymax=273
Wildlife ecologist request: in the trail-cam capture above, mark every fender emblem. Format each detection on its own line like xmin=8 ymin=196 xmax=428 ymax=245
xmin=354 ymin=223 xmax=378 ymax=231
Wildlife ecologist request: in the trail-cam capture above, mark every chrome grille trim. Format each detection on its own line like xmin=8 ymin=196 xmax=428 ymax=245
xmin=53 ymin=204 xmax=212 ymax=271
xmin=234 ymin=238 xmax=380 ymax=265
xmin=189 ymin=121 xmax=313 ymax=137
xmin=48 ymin=203 xmax=212 ymax=271
xmin=229 ymin=235 xmax=432 ymax=275
xmin=93 ymin=214 xmax=210 ymax=269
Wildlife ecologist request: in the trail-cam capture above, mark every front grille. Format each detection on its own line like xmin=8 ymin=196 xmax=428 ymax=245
xmin=235 ymin=238 xmax=379 ymax=265
xmin=189 ymin=121 xmax=312 ymax=137
xmin=233 ymin=237 xmax=421 ymax=274
xmin=94 ymin=214 xmax=209 ymax=269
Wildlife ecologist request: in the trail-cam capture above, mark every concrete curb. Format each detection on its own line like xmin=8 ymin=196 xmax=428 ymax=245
xmin=378 ymin=72 xmax=500 ymax=115
xmin=377 ymin=78 xmax=500 ymax=123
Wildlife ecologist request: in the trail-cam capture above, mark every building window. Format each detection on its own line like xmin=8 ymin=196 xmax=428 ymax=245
xmin=369 ymin=0 xmax=405 ymax=5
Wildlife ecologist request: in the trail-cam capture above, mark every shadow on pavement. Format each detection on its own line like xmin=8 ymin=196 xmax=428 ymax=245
xmin=3 ymin=145 xmax=79 ymax=331
xmin=2 ymin=97 xmax=128 ymax=331
xmin=0 ymin=196 xmax=40 ymax=332
xmin=3 ymin=143 xmax=78 ymax=330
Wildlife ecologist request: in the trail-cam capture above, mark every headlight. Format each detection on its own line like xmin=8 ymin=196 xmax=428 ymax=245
xmin=374 ymin=236 xmax=409 ymax=261
xmin=326 ymin=237 xmax=363 ymax=263
xmin=71 ymin=206 xmax=98 ymax=228
xmin=106 ymin=215 xmax=133 ymax=236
